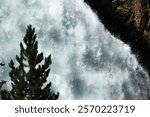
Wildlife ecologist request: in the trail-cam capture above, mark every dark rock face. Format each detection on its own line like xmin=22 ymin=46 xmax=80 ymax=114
xmin=84 ymin=0 xmax=150 ymax=75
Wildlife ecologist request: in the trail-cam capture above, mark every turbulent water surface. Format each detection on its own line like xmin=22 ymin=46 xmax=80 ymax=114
xmin=0 ymin=0 xmax=149 ymax=99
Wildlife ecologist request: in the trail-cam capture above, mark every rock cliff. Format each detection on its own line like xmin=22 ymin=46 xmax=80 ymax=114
xmin=84 ymin=0 xmax=150 ymax=75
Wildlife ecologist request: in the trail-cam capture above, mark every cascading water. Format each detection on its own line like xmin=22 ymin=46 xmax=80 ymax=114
xmin=0 ymin=0 xmax=149 ymax=99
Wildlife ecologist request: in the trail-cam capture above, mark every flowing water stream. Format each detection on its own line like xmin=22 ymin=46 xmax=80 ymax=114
xmin=0 ymin=0 xmax=149 ymax=99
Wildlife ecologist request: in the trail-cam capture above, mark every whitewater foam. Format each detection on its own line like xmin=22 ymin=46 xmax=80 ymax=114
xmin=0 ymin=0 xmax=149 ymax=99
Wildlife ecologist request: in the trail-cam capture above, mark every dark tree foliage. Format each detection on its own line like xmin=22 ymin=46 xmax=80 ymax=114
xmin=2 ymin=25 xmax=59 ymax=100
xmin=0 ymin=63 xmax=6 ymax=90
xmin=0 ymin=63 xmax=7 ymax=100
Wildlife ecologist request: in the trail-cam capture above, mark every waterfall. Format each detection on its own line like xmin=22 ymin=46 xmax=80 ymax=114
xmin=0 ymin=0 xmax=149 ymax=99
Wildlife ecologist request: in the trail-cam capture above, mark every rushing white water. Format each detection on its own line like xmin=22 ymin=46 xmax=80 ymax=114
xmin=0 ymin=0 xmax=149 ymax=99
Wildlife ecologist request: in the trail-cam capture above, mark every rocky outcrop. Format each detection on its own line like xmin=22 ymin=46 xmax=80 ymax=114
xmin=84 ymin=0 xmax=150 ymax=75
xmin=112 ymin=0 xmax=150 ymax=38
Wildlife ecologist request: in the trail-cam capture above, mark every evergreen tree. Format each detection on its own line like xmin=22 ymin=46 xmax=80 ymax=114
xmin=0 ymin=63 xmax=7 ymax=99
xmin=0 ymin=63 xmax=6 ymax=89
xmin=2 ymin=25 xmax=59 ymax=100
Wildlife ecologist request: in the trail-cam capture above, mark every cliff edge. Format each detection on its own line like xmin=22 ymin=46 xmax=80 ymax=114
xmin=84 ymin=0 xmax=150 ymax=75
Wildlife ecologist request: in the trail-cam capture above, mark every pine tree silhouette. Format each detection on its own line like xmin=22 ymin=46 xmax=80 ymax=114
xmin=2 ymin=25 xmax=59 ymax=100
xmin=0 ymin=63 xmax=6 ymax=89
xmin=0 ymin=63 xmax=7 ymax=99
